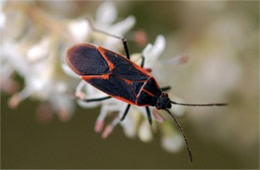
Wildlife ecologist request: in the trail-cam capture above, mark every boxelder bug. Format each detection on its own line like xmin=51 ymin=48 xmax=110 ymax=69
xmin=66 ymin=19 xmax=227 ymax=162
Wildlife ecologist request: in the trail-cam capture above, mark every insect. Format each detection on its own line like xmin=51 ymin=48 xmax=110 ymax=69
xmin=66 ymin=19 xmax=227 ymax=162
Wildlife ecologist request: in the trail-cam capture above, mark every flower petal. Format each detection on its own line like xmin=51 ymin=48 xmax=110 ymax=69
xmin=0 ymin=0 xmax=6 ymax=28
xmin=121 ymin=109 xmax=140 ymax=138
xmin=103 ymin=16 xmax=136 ymax=50
xmin=160 ymin=121 xmax=184 ymax=153
xmin=109 ymin=16 xmax=136 ymax=35
xmin=170 ymin=96 xmax=186 ymax=117
xmin=143 ymin=35 xmax=166 ymax=67
xmin=96 ymin=1 xmax=117 ymax=26
xmin=62 ymin=64 xmax=80 ymax=78
xmin=68 ymin=20 xmax=90 ymax=42
xmin=138 ymin=121 xmax=153 ymax=142
xmin=161 ymin=133 xmax=183 ymax=153
xmin=26 ymin=38 xmax=49 ymax=62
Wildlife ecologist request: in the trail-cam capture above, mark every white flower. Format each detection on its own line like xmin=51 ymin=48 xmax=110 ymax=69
xmin=2 ymin=35 xmax=75 ymax=122
xmin=138 ymin=120 xmax=154 ymax=142
xmin=67 ymin=1 xmax=135 ymax=51
xmin=0 ymin=4 xmax=76 ymax=122
xmin=0 ymin=0 xmax=6 ymax=28
xmin=68 ymin=20 xmax=90 ymax=43
xmin=159 ymin=116 xmax=185 ymax=153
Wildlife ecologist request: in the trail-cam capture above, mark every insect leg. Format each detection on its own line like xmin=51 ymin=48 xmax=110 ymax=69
xmin=80 ymin=96 xmax=111 ymax=102
xmin=140 ymin=55 xmax=145 ymax=68
xmin=145 ymin=107 xmax=152 ymax=125
xmin=160 ymin=86 xmax=171 ymax=92
xmin=86 ymin=18 xmax=131 ymax=60
xmin=120 ymin=104 xmax=131 ymax=121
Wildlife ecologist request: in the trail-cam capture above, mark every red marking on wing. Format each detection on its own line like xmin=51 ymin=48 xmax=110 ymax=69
xmin=145 ymin=68 xmax=152 ymax=73
xmin=135 ymin=77 xmax=156 ymax=100
xmin=98 ymin=46 xmax=152 ymax=77
xmin=123 ymin=79 xmax=132 ymax=85
xmin=142 ymin=88 xmax=156 ymax=97
xmin=82 ymin=74 xmax=110 ymax=81
xmin=129 ymin=61 xmax=151 ymax=77
xmin=98 ymin=47 xmax=115 ymax=71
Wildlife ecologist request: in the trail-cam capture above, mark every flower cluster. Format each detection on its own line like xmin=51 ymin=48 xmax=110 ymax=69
xmin=1 ymin=1 xmax=188 ymax=153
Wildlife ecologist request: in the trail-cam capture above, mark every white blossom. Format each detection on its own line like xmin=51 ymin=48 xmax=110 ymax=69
xmin=0 ymin=0 xmax=6 ymax=28
xmin=2 ymin=35 xmax=75 ymax=122
xmin=66 ymin=1 xmax=135 ymax=51
xmin=0 ymin=3 xmax=76 ymax=122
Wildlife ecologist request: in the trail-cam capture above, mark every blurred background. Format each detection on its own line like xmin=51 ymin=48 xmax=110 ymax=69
xmin=1 ymin=1 xmax=259 ymax=169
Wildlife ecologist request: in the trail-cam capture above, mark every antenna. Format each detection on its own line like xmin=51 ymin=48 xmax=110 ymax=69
xmin=170 ymin=101 xmax=228 ymax=107
xmin=165 ymin=109 xmax=193 ymax=162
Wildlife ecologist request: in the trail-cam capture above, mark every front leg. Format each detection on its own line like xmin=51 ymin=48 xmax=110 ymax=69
xmin=120 ymin=104 xmax=131 ymax=121
xmin=161 ymin=86 xmax=171 ymax=92
xmin=145 ymin=107 xmax=152 ymax=125
xmin=79 ymin=96 xmax=112 ymax=103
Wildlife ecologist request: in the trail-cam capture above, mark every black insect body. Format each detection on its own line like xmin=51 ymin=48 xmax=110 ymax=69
xmin=66 ymin=19 xmax=227 ymax=162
